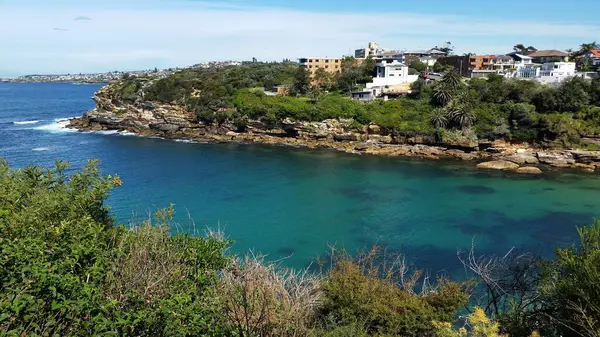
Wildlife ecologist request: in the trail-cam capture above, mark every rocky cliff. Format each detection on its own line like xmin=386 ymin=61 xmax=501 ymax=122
xmin=69 ymin=86 xmax=600 ymax=173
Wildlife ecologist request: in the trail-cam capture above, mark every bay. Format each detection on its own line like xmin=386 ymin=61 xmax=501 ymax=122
xmin=1 ymin=82 xmax=599 ymax=274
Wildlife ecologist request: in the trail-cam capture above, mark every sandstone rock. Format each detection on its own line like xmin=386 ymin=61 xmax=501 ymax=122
xmin=445 ymin=149 xmax=478 ymax=161
xmin=150 ymin=123 xmax=180 ymax=133
xmin=569 ymin=150 xmax=600 ymax=163
xmin=537 ymin=152 xmax=575 ymax=165
xmin=485 ymin=147 xmax=505 ymax=154
xmin=334 ymin=133 xmax=358 ymax=141
xmin=367 ymin=134 xmax=393 ymax=144
xmin=411 ymin=144 xmax=443 ymax=157
xmin=502 ymin=154 xmax=539 ymax=165
xmin=476 ymin=160 xmax=519 ymax=171
xmin=367 ymin=123 xmax=381 ymax=134
xmin=574 ymin=163 xmax=596 ymax=172
xmin=516 ymin=166 xmax=543 ymax=174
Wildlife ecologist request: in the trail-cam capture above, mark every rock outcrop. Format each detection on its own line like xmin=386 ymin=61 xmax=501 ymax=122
xmin=476 ymin=161 xmax=520 ymax=171
xmin=66 ymin=85 xmax=599 ymax=173
xmin=516 ymin=167 xmax=543 ymax=174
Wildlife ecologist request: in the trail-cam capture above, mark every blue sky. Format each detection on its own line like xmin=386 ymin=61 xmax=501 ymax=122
xmin=1 ymin=0 xmax=599 ymax=76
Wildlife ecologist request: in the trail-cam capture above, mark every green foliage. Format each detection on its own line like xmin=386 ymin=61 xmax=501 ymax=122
xmin=320 ymin=248 xmax=468 ymax=337
xmin=291 ymin=67 xmax=311 ymax=96
xmin=0 ymin=160 xmax=231 ymax=336
xmin=106 ymin=59 xmax=600 ymax=148
xmin=409 ymin=60 xmax=428 ymax=73
xmin=541 ymin=220 xmax=600 ymax=337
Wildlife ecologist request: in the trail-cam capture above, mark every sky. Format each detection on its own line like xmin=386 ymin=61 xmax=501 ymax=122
xmin=1 ymin=0 xmax=600 ymax=76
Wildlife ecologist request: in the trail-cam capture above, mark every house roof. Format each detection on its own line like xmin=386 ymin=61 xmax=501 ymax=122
xmin=507 ymin=52 xmax=532 ymax=60
xmin=527 ymin=50 xmax=568 ymax=57
xmin=589 ymin=49 xmax=600 ymax=57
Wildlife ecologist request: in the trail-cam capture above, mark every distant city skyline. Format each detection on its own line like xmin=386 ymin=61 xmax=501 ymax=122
xmin=1 ymin=0 xmax=600 ymax=76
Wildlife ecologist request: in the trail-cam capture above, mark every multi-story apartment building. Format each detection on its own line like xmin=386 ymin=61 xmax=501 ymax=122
xmin=298 ymin=57 xmax=344 ymax=76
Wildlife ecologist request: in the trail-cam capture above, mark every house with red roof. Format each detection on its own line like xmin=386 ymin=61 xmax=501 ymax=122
xmin=583 ymin=49 xmax=600 ymax=66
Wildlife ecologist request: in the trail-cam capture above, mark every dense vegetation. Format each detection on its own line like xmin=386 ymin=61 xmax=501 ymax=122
xmin=114 ymin=60 xmax=600 ymax=149
xmin=2 ymin=161 xmax=600 ymax=336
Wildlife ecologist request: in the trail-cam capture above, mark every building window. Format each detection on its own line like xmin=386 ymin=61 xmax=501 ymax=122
xmin=325 ymin=59 xmax=329 ymax=63
xmin=470 ymin=58 xmax=476 ymax=62
xmin=308 ymin=65 xmax=312 ymax=69
xmin=325 ymin=65 xmax=329 ymax=68
xmin=309 ymin=59 xmax=313 ymax=63
xmin=335 ymin=59 xmax=339 ymax=63
xmin=335 ymin=65 xmax=339 ymax=69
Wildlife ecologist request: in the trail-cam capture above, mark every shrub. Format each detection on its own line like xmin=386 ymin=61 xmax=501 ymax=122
xmin=541 ymin=220 xmax=600 ymax=337
xmin=216 ymin=255 xmax=321 ymax=337
xmin=320 ymin=247 xmax=468 ymax=337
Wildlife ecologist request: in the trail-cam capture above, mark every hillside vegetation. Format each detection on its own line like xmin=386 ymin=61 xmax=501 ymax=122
xmin=111 ymin=61 xmax=600 ymax=149
xmin=2 ymin=160 xmax=600 ymax=336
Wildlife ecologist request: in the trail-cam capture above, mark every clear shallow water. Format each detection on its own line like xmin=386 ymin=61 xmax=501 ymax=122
xmin=1 ymin=82 xmax=600 ymax=275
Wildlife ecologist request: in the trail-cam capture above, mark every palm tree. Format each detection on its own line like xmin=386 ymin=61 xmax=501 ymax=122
xmin=433 ymin=85 xmax=453 ymax=106
xmin=440 ymin=69 xmax=461 ymax=90
xmin=447 ymin=107 xmax=475 ymax=129
xmin=433 ymin=69 xmax=462 ymax=106
xmin=429 ymin=108 xmax=448 ymax=129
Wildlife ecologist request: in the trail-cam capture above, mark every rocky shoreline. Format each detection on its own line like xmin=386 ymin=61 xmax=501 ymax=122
xmin=68 ymin=89 xmax=600 ymax=174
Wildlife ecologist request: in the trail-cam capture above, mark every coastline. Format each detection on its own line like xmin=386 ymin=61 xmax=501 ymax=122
xmin=68 ymin=108 xmax=600 ymax=176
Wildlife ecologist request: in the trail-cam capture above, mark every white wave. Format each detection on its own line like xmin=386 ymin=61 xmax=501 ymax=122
xmin=118 ymin=131 xmax=137 ymax=136
xmin=174 ymin=139 xmax=197 ymax=144
xmin=54 ymin=117 xmax=76 ymax=122
xmin=34 ymin=119 xmax=76 ymax=133
xmin=13 ymin=120 xmax=40 ymax=125
xmin=95 ymin=130 xmax=119 ymax=135
xmin=32 ymin=147 xmax=50 ymax=151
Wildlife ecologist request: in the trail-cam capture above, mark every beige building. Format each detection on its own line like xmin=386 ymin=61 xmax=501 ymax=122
xmin=298 ymin=57 xmax=343 ymax=76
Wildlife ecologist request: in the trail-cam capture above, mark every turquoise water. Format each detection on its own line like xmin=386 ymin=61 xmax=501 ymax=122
xmin=1 ymin=82 xmax=600 ymax=275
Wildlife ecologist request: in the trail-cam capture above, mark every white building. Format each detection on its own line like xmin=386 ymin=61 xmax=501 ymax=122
xmin=366 ymin=60 xmax=418 ymax=87
xmin=538 ymin=62 xmax=577 ymax=84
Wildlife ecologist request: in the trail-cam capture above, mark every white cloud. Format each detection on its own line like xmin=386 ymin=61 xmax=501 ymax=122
xmin=0 ymin=1 xmax=598 ymax=75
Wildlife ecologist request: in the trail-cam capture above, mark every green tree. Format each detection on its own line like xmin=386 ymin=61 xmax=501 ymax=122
xmin=410 ymin=60 xmax=428 ymax=73
xmin=291 ymin=67 xmax=311 ymax=95
xmin=512 ymin=44 xmax=538 ymax=55
xmin=433 ymin=69 xmax=462 ymax=106
xmin=430 ymin=107 xmax=449 ymax=128
xmin=542 ymin=221 xmax=600 ymax=337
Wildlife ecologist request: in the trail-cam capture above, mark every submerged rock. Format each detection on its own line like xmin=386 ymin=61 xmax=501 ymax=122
xmin=476 ymin=160 xmax=519 ymax=171
xmin=516 ymin=166 xmax=543 ymax=174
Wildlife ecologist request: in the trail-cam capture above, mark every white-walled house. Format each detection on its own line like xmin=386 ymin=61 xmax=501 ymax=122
xmin=365 ymin=59 xmax=419 ymax=91
xmin=537 ymin=62 xmax=576 ymax=84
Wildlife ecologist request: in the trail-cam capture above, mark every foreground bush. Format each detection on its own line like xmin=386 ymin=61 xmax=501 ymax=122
xmin=320 ymin=247 xmax=468 ymax=337
xmin=0 ymin=160 xmax=230 ymax=336
xmin=2 ymin=160 xmax=600 ymax=336
xmin=216 ymin=255 xmax=320 ymax=337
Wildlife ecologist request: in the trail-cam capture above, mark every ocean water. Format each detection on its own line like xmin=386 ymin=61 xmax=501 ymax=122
xmin=1 ymin=82 xmax=600 ymax=275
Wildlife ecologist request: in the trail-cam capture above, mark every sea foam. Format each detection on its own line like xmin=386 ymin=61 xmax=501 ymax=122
xmin=34 ymin=117 xmax=76 ymax=133
xmin=13 ymin=120 xmax=40 ymax=125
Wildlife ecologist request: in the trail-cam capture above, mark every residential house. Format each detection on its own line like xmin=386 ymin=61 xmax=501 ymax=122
xmin=583 ymin=49 xmax=600 ymax=66
xmin=436 ymin=55 xmax=471 ymax=76
xmin=537 ymin=62 xmax=576 ymax=84
xmin=527 ymin=50 xmax=569 ymax=63
xmin=351 ymin=89 xmax=377 ymax=101
xmin=365 ymin=57 xmax=419 ymax=97
xmin=298 ymin=57 xmax=343 ymax=76
xmin=403 ymin=49 xmax=446 ymax=58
